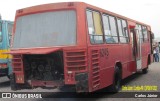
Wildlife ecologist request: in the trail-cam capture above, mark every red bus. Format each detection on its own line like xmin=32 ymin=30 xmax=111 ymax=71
xmin=9 ymin=2 xmax=153 ymax=92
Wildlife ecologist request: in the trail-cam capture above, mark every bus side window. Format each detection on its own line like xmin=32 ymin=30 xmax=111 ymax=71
xmin=102 ymin=14 xmax=118 ymax=43
xmin=142 ymin=26 xmax=148 ymax=42
xmin=0 ymin=22 xmax=2 ymax=42
xmin=86 ymin=10 xmax=103 ymax=44
xmin=117 ymin=18 xmax=129 ymax=43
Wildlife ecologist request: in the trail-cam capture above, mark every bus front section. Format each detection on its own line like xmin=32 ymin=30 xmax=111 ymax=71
xmin=10 ymin=5 xmax=89 ymax=92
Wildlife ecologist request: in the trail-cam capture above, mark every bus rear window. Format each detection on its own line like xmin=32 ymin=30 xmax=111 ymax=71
xmin=13 ymin=10 xmax=76 ymax=48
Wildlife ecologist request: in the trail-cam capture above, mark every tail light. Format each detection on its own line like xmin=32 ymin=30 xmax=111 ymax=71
xmin=0 ymin=63 xmax=7 ymax=68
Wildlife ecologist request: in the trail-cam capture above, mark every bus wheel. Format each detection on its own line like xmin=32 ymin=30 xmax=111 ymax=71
xmin=142 ymin=67 xmax=148 ymax=74
xmin=10 ymin=73 xmax=18 ymax=91
xmin=110 ymin=66 xmax=121 ymax=93
xmin=143 ymin=56 xmax=150 ymax=74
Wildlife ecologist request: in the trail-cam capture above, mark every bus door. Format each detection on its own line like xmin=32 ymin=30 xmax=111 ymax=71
xmin=130 ymin=28 xmax=142 ymax=70
xmin=135 ymin=25 xmax=143 ymax=70
xmin=130 ymin=29 xmax=136 ymax=60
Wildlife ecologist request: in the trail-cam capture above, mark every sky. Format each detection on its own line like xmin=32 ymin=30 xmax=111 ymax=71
xmin=0 ymin=0 xmax=160 ymax=39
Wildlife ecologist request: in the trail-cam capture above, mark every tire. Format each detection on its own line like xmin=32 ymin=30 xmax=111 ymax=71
xmin=110 ymin=66 xmax=121 ymax=93
xmin=142 ymin=56 xmax=150 ymax=74
xmin=142 ymin=67 xmax=148 ymax=74
xmin=10 ymin=73 xmax=18 ymax=91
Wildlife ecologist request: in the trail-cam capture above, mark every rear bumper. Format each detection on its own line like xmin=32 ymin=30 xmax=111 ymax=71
xmin=28 ymin=80 xmax=64 ymax=88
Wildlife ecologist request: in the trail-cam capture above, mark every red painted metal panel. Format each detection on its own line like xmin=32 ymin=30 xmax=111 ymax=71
xmin=64 ymin=49 xmax=88 ymax=85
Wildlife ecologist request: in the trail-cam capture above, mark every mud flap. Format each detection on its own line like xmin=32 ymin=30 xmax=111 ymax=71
xmin=75 ymin=73 xmax=88 ymax=92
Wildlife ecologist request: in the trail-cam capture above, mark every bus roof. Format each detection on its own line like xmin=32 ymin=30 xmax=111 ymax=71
xmin=15 ymin=2 xmax=150 ymax=27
